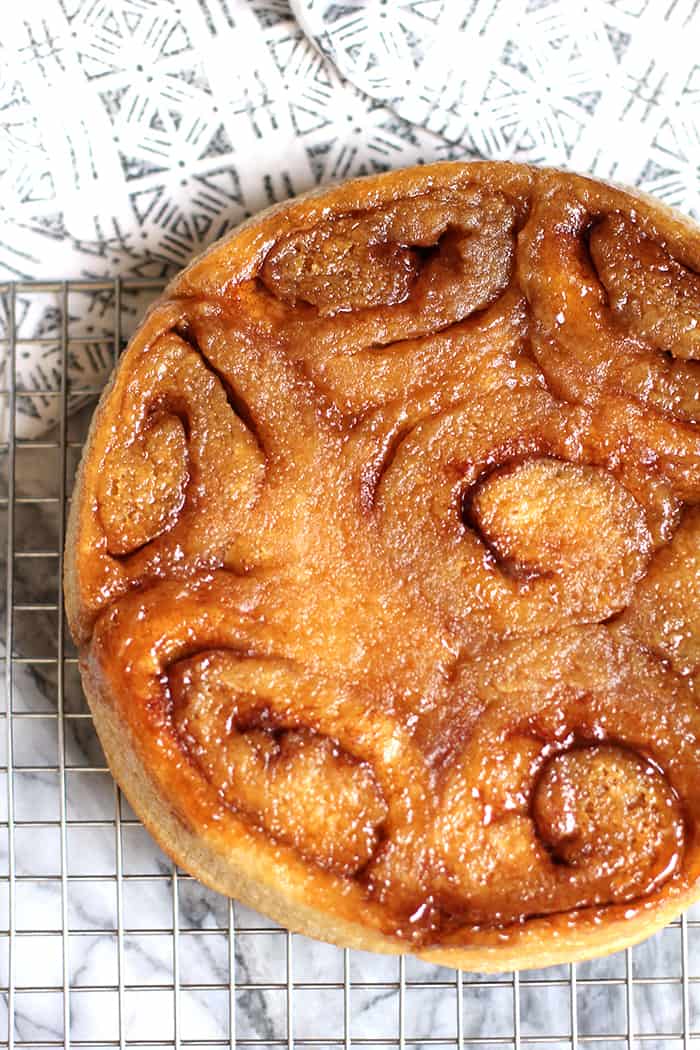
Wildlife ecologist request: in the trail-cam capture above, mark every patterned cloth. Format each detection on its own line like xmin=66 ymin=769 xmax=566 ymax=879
xmin=1 ymin=0 xmax=699 ymax=435
xmin=293 ymin=0 xmax=700 ymax=208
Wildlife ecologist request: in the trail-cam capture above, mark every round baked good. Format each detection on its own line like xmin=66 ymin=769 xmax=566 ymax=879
xmin=65 ymin=162 xmax=700 ymax=971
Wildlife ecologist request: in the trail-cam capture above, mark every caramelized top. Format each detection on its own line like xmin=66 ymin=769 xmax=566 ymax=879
xmin=68 ymin=163 xmax=700 ymax=949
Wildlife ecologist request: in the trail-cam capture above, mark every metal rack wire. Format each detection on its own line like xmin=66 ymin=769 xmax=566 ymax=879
xmin=1 ymin=277 xmax=699 ymax=1048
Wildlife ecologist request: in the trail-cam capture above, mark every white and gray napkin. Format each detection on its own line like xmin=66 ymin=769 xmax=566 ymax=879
xmin=1 ymin=0 xmax=699 ymax=436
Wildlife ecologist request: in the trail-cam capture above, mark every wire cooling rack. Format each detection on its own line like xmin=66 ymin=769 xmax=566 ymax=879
xmin=2 ymin=278 xmax=700 ymax=1049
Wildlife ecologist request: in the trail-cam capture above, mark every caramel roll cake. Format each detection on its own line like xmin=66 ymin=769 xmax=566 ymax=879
xmin=65 ymin=163 xmax=700 ymax=970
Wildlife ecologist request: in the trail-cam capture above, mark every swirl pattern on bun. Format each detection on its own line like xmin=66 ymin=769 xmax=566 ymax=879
xmin=66 ymin=163 xmax=700 ymax=970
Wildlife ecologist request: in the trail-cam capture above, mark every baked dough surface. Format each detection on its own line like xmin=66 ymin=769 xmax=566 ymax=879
xmin=65 ymin=163 xmax=700 ymax=970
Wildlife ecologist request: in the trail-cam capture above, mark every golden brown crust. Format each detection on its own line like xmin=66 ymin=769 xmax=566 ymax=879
xmin=66 ymin=161 xmax=700 ymax=969
xmin=80 ymin=654 xmax=700 ymax=972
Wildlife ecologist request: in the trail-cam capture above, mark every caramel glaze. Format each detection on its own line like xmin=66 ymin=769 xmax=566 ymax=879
xmin=67 ymin=163 xmax=700 ymax=956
